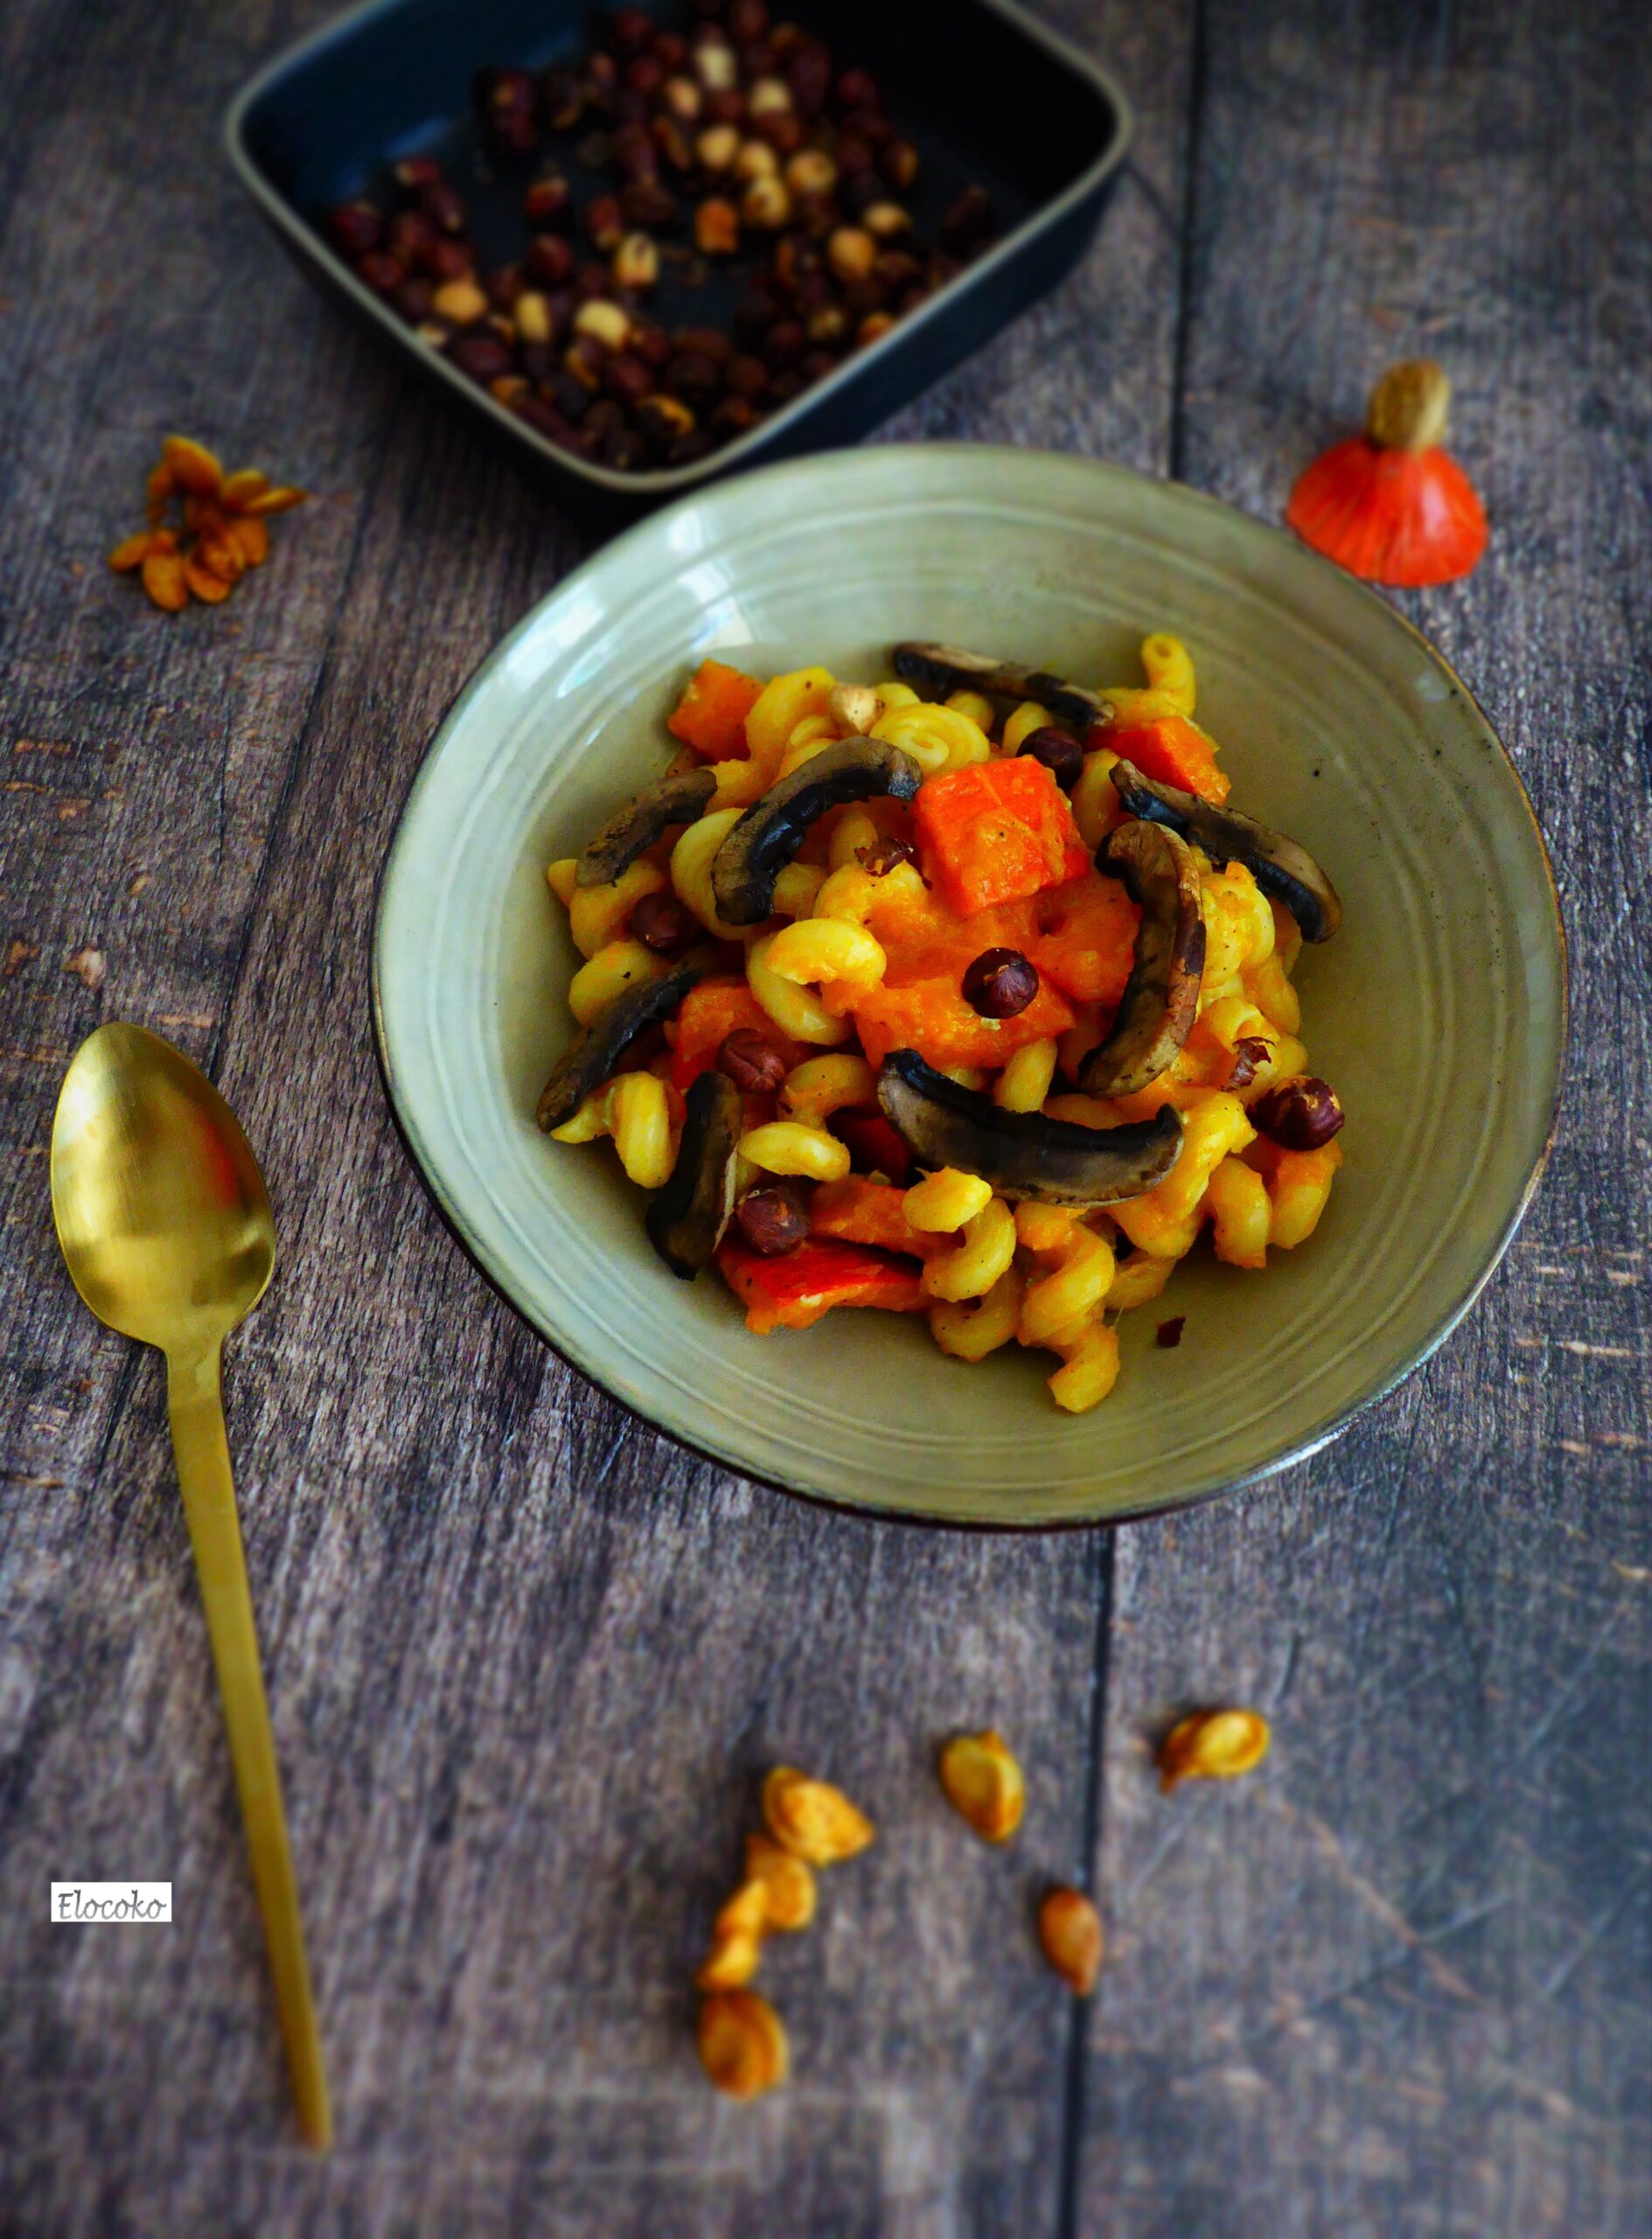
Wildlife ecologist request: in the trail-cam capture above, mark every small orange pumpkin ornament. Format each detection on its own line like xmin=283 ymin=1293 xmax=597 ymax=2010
xmin=1286 ymin=359 xmax=1488 ymax=588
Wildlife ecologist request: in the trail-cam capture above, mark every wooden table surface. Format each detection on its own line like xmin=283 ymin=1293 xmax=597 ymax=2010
xmin=2 ymin=0 xmax=1648 ymax=2231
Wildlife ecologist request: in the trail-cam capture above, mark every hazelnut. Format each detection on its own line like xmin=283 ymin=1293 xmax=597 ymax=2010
xmin=524 ymin=232 xmax=575 ymax=286
xmin=941 ymin=185 xmax=993 ymax=255
xmin=355 ymin=249 xmax=407 ymax=296
xmin=882 ymin=138 xmax=920 ymax=191
xmin=785 ymin=48 xmax=830 ymax=116
xmin=725 ymin=352 xmax=769 ymax=400
xmin=431 ymin=276 xmax=489 ymax=326
xmin=862 ymin=199 xmax=911 ymax=239
xmin=826 ymin=227 xmax=876 ymax=282
xmin=392 ymin=155 xmax=443 ymax=191
xmin=637 ymin=394 xmax=697 ymax=448
xmin=734 ymin=138 xmax=779 ymax=181
xmin=695 ymin=197 xmax=741 ymax=255
xmin=667 ymin=430 xmax=719 ymax=467
xmin=734 ymin=1185 xmax=810 ymax=1256
xmin=857 ymin=310 xmax=895 ymax=346
xmin=563 ymin=336 xmax=606 ymax=389
xmin=762 ymin=318 xmax=805 ymax=369
xmin=696 ymin=122 xmax=741 ymax=171
xmin=963 ymin=948 xmax=1039 ymax=1019
xmin=624 ymin=52 xmax=664 ymax=96
xmin=704 ymin=86 xmax=748 ymax=126
xmin=605 ymin=7 xmax=653 ymax=57
xmin=742 ymin=175 xmax=791 ymax=229
xmin=611 ymin=121 xmax=659 ymax=182
xmin=785 ymin=148 xmax=837 ymax=198
xmin=1253 ymin=1075 xmax=1345 ymax=1150
xmin=855 ymin=832 xmax=917 ymax=876
xmin=629 ymin=891 xmax=698 ymax=952
xmin=806 ymin=305 xmax=847 ymax=347
xmin=603 ymin=352 xmax=654 ymax=406
xmin=612 ymin=232 xmax=660 ymax=290
xmin=1038 ymin=1888 xmax=1104 ymax=1996
xmin=512 ymin=289 xmax=554 ymax=345
xmin=717 ymin=1029 xmax=789 ymax=1094
xmin=652 ymin=115 xmax=696 ymax=171
xmin=486 ymin=263 xmax=524 ymax=311
xmin=488 ymin=373 xmax=530 ymax=405
xmin=692 ymin=37 xmax=737 ymax=91
xmin=523 ymin=173 xmax=572 ymax=227
xmin=447 ymin=331 xmax=515 ymax=384
xmin=727 ymin=0 xmax=770 ymax=40
xmin=329 ymin=200 xmax=382 ymax=255
xmin=1018 ymin=726 xmax=1084 ymax=789
xmin=661 ymin=73 xmax=702 ymax=120
xmin=620 ymin=179 xmax=679 ymax=230
xmin=756 ymin=109 xmax=805 ymax=155
xmin=541 ymin=66 xmax=583 ymax=130
xmin=748 ymin=74 xmax=792 ymax=116
xmin=1225 ymin=1035 xmax=1275 ymax=1092
xmin=392 ymin=275 xmax=434 ymax=322
xmin=834 ymin=65 xmax=880 ymax=111
xmin=574 ymin=297 xmax=631 ymax=350
xmin=583 ymin=193 xmax=624 ymax=249
xmin=387 ymin=208 xmax=436 ymax=262
xmin=418 ymin=178 xmax=468 ymax=235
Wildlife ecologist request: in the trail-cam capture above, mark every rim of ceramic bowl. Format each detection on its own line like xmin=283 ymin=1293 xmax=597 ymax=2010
xmin=371 ymin=443 xmax=1569 ymax=1531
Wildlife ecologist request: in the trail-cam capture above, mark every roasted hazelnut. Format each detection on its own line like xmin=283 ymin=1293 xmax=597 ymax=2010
xmin=546 ymin=370 xmax=592 ymax=422
xmin=475 ymin=63 xmax=536 ymax=115
xmin=718 ymin=1029 xmax=790 ymax=1095
xmin=512 ymin=289 xmax=554 ymax=345
xmin=418 ymin=178 xmax=468 ymax=235
xmin=392 ymin=154 xmax=443 ymax=192
xmin=387 ymin=208 xmax=437 ymax=263
xmin=356 ymin=249 xmax=407 ymax=296
xmin=673 ymin=323 xmax=733 ymax=361
xmin=575 ymin=259 xmax=614 ymax=299
xmin=1018 ymin=726 xmax=1084 ymax=789
xmin=430 ymin=274 xmax=488 ymax=327
xmin=624 ymin=52 xmax=664 ymax=95
xmin=653 ymin=29 xmax=688 ymax=68
xmin=875 ymin=248 xmax=924 ymax=291
xmin=660 ymin=72 xmax=703 ymax=120
xmin=1225 ymin=1036 xmax=1274 ymax=1092
xmin=524 ymin=173 xmax=573 ymax=228
xmin=584 ymin=193 xmax=625 ymax=249
xmin=1252 ymin=1076 xmax=1345 ymax=1151
xmin=693 ymin=36 xmax=738 ymax=91
xmin=882 ymin=138 xmax=920 ymax=191
xmin=749 ymin=74 xmax=792 ymax=116
xmin=727 ymin=0 xmax=770 ymax=40
xmin=735 ymin=1184 xmax=810 ymax=1255
xmin=541 ymin=66 xmax=584 ymax=130
xmin=724 ymin=352 xmax=769 ymax=400
xmin=329 ymin=200 xmax=382 ymax=255
xmin=653 ymin=115 xmax=697 ymax=171
xmin=601 ymin=424 xmax=651 ymax=471
xmin=487 ymin=107 xmax=541 ymax=164
xmin=614 ymin=85 xmax=651 ymax=128
xmin=574 ymin=296 xmax=631 ymax=349
xmin=603 ymin=352 xmax=654 ymax=406
xmin=786 ymin=48 xmax=830 ymax=116
xmin=862 ymin=199 xmax=911 ymax=239
xmin=768 ymin=367 xmax=807 ymax=402
xmin=631 ymin=323 xmax=673 ymax=370
xmin=613 ymin=232 xmax=661 ymax=290
xmin=709 ymin=394 xmax=760 ymax=436
xmin=941 ymin=185 xmax=993 ymax=255
xmin=841 ymin=168 xmax=885 ymax=217
xmin=762 ymin=318 xmax=805 ymax=369
xmin=856 ymin=310 xmax=896 ymax=347
xmin=756 ymin=110 xmax=805 ymax=156
xmin=705 ymin=86 xmax=748 ymax=126
xmin=734 ymin=137 xmax=779 ymax=181
xmin=834 ymin=65 xmax=880 ymax=112
xmin=843 ymin=103 xmax=892 ymax=145
xmin=964 ymin=948 xmax=1039 ymax=1019
xmin=524 ymin=231 xmax=575 ymax=286
xmin=488 ymin=373 xmax=530 ymax=406
xmin=563 ymin=335 xmax=607 ymax=389
xmin=586 ymin=49 xmax=620 ymax=94
xmin=742 ymin=175 xmax=791 ymax=229
xmin=621 ymin=178 xmax=680 ymax=229
xmin=582 ymin=398 xmax=626 ymax=442
xmin=805 ymin=307 xmax=847 ymax=348
xmin=611 ymin=120 xmax=659 ymax=181
xmin=448 ymin=331 xmax=516 ymax=383
xmin=414 ymin=317 xmax=457 ymax=350
xmin=664 ymin=350 xmax=722 ymax=408
xmin=392 ymin=275 xmax=435 ymax=322
xmin=856 ymin=832 xmax=917 ymax=875
xmin=695 ymin=198 xmax=741 ymax=255
xmin=486 ymin=262 xmax=524 ymax=311
xmin=697 ymin=122 xmax=741 ymax=171
xmin=513 ymin=394 xmax=575 ymax=443
xmin=637 ymin=393 xmax=697 ymax=447
xmin=606 ymin=7 xmax=654 ymax=57
xmin=786 ymin=148 xmax=837 ymax=198
xmin=833 ymin=130 xmax=876 ymax=178
xmin=826 ymin=226 xmax=875 ymax=282
xmin=629 ymin=891 xmax=699 ymax=952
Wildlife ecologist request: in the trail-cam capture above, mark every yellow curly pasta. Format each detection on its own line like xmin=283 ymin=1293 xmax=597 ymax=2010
xmin=929 ymin=1267 xmax=1022 ymax=1360
xmin=1140 ymin=631 xmax=1196 ymax=715
xmin=778 ymin=1053 xmax=876 ymax=1128
xmin=871 ymin=701 xmax=991 ymax=774
xmin=746 ymin=931 xmax=854 ymax=1045
xmin=568 ymin=939 xmax=666 ymax=1026
xmin=995 ymin=1038 xmax=1057 ymax=1113
xmin=763 ymin=917 xmax=887 ymax=989
xmin=1207 ymin=1154 xmax=1271 ymax=1268
xmin=945 ymin=688 xmax=997 ymax=733
xmin=924 ymin=1196 xmax=1017 ymax=1302
xmin=568 ymin=858 xmax=668 ymax=958
xmin=738 ymin=1120 xmax=851 ymax=1182
xmin=1019 ymin=1224 xmax=1116 ymax=1348
xmin=547 ymin=857 xmax=580 ymax=907
xmin=1001 ymin=701 xmax=1055 ymax=755
xmin=1070 ymin=748 xmax=1122 ymax=850
xmin=1047 ymin=1322 xmax=1120 ymax=1413
xmin=671 ymin=806 xmax=748 ymax=939
xmin=550 ymin=1072 xmax=675 ymax=1189
xmin=903 ymin=1168 xmax=993 ymax=1232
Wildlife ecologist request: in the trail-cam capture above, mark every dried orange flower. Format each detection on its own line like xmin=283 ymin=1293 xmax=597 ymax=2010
xmin=762 ymin=1767 xmax=875 ymax=1866
xmin=744 ymin=1831 xmax=818 ymax=1931
xmin=698 ymin=1990 xmax=789 ymax=2099
xmin=1157 ymin=1707 xmax=1271 ymax=1793
xmin=1037 ymin=1887 xmax=1104 ymax=1995
xmin=695 ymin=1927 xmax=763 ymax=1991
xmin=938 ymin=1729 xmax=1025 ymax=1843
xmin=108 ymin=434 xmax=307 ymax=615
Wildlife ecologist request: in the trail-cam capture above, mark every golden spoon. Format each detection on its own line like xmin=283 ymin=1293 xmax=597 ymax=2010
xmin=51 ymin=1022 xmax=331 ymax=2150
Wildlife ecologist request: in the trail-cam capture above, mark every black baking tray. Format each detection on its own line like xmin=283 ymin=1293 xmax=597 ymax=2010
xmin=227 ymin=0 xmax=1131 ymax=514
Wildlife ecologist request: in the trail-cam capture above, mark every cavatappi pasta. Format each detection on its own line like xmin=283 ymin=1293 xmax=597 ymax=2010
xmin=536 ymin=638 xmax=1345 ymax=1412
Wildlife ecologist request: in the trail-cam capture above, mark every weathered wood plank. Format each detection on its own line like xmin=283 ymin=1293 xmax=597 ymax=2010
xmin=1078 ymin=3 xmax=1652 ymax=2233
xmin=0 ymin=4 xmax=1194 ymax=2236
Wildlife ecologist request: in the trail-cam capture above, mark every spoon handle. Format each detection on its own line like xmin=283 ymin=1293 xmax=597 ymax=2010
xmin=166 ymin=1343 xmax=331 ymax=2152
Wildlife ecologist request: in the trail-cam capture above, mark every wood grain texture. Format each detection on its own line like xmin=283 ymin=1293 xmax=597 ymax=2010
xmin=1077 ymin=3 xmax=1652 ymax=2236
xmin=0 ymin=0 xmax=1646 ymax=2234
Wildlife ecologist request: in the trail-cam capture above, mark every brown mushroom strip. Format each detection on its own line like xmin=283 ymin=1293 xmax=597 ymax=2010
xmin=1108 ymin=759 xmax=1343 ymax=943
xmin=536 ymin=953 xmax=713 ymax=1130
xmin=710 ymin=736 xmax=921 ymax=927
xmin=645 ymin=1069 xmax=742 ymax=1278
xmin=1080 ymin=820 xmax=1205 ymax=1098
xmin=877 ymin=1049 xmax=1183 ymax=1206
xmin=891 ymin=642 xmax=1109 ymax=731
xmin=575 ymin=767 xmax=719 ymax=888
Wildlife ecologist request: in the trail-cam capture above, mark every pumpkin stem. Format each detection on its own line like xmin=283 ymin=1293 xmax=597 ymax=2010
xmin=1365 ymin=359 xmax=1452 ymax=453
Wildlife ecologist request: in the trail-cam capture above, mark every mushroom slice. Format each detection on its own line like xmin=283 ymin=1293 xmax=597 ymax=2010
xmin=710 ymin=736 xmax=922 ymax=927
xmin=536 ymin=953 xmax=712 ymax=1131
xmin=1108 ymin=759 xmax=1343 ymax=943
xmin=575 ymin=767 xmax=719 ymax=889
xmin=1080 ymin=820 xmax=1206 ymax=1099
xmin=646 ymin=1068 xmax=742 ymax=1278
xmin=891 ymin=642 xmax=1107 ymax=731
xmin=877 ymin=1049 xmax=1183 ymax=1207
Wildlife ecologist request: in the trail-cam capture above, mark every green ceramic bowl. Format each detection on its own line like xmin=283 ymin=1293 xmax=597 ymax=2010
xmin=373 ymin=446 xmax=1565 ymax=1528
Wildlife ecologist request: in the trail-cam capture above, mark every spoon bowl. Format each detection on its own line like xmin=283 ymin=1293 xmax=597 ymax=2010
xmin=52 ymin=1022 xmax=275 ymax=1350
